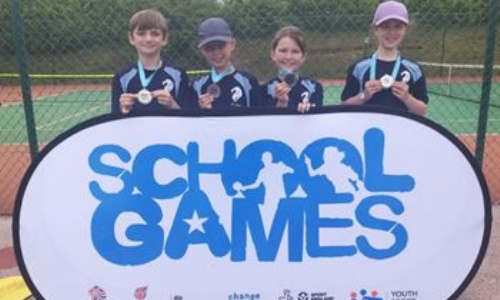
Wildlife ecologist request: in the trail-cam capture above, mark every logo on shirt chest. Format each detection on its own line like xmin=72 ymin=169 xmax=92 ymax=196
xmin=401 ymin=71 xmax=411 ymax=83
xmin=231 ymin=87 xmax=243 ymax=103
xmin=162 ymin=79 xmax=174 ymax=93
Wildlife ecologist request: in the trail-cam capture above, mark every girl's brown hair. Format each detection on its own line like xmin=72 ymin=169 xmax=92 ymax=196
xmin=271 ymin=25 xmax=306 ymax=54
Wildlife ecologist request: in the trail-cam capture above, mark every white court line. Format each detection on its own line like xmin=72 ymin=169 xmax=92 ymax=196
xmin=0 ymin=102 xmax=24 ymax=107
xmin=456 ymin=133 xmax=500 ymax=137
xmin=36 ymin=103 xmax=108 ymax=130
xmin=1 ymin=90 xmax=110 ymax=107
xmin=433 ymin=115 xmax=500 ymax=122
xmin=0 ymin=103 xmax=108 ymax=134
xmin=0 ymin=92 xmax=74 ymax=107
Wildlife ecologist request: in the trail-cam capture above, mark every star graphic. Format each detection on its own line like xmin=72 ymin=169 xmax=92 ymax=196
xmin=184 ymin=211 xmax=208 ymax=234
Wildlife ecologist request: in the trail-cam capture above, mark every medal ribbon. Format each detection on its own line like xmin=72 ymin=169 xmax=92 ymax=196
xmin=138 ymin=60 xmax=162 ymax=89
xmin=369 ymin=52 xmax=401 ymax=81
xmin=210 ymin=64 xmax=235 ymax=83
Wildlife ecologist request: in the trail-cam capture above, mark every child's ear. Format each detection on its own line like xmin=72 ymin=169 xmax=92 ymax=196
xmin=128 ymin=32 xmax=135 ymax=45
xmin=229 ymin=38 xmax=237 ymax=49
xmin=301 ymin=52 xmax=307 ymax=63
xmin=270 ymin=49 xmax=277 ymax=62
xmin=162 ymin=33 xmax=169 ymax=46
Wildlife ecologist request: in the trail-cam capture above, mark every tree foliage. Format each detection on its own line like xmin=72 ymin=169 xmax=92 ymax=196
xmin=1 ymin=0 xmax=494 ymax=75
xmin=4 ymin=0 xmax=491 ymax=54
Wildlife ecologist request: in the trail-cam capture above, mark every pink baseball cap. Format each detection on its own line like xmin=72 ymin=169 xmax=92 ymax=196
xmin=372 ymin=1 xmax=409 ymax=26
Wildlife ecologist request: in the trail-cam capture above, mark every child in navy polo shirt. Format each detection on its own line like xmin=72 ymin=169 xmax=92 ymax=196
xmin=191 ymin=17 xmax=262 ymax=109
xmin=264 ymin=26 xmax=323 ymax=113
xmin=341 ymin=1 xmax=428 ymax=115
xmin=111 ymin=9 xmax=191 ymax=114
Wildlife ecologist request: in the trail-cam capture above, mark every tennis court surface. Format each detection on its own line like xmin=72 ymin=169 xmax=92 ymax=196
xmin=0 ymin=81 xmax=499 ymax=215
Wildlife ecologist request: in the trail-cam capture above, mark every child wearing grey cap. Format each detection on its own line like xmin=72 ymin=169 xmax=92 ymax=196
xmin=341 ymin=1 xmax=429 ymax=115
xmin=190 ymin=17 xmax=263 ymax=110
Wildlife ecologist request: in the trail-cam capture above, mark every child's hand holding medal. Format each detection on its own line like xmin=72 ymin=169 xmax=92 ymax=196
xmin=198 ymin=92 xmax=214 ymax=109
xmin=153 ymin=89 xmax=179 ymax=109
xmin=275 ymin=82 xmax=291 ymax=107
xmin=119 ymin=93 xmax=137 ymax=114
xmin=275 ymin=68 xmax=297 ymax=107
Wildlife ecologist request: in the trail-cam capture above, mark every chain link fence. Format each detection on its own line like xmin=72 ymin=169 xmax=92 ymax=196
xmin=1 ymin=0 xmax=499 ymax=213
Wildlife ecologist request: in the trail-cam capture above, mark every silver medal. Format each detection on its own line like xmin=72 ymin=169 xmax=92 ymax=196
xmin=380 ymin=74 xmax=395 ymax=89
xmin=137 ymin=89 xmax=152 ymax=104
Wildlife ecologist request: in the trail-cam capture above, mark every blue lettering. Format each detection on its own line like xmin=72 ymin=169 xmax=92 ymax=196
xmin=232 ymin=198 xmax=305 ymax=262
xmin=133 ymin=144 xmax=188 ymax=199
xmin=89 ymin=129 xmax=412 ymax=264
xmin=355 ymin=195 xmax=408 ymax=259
xmin=91 ymin=193 xmax=163 ymax=265
xmin=364 ymin=128 xmax=415 ymax=192
xmin=306 ymin=193 xmax=358 ymax=258
xmin=88 ymin=144 xmax=134 ymax=200
xmin=165 ymin=189 xmax=230 ymax=259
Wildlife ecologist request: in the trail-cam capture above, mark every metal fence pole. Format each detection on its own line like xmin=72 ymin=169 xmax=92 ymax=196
xmin=10 ymin=0 xmax=38 ymax=159
xmin=476 ymin=0 xmax=499 ymax=165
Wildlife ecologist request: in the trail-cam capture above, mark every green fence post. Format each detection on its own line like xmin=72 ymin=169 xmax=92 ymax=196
xmin=10 ymin=0 xmax=38 ymax=159
xmin=476 ymin=0 xmax=499 ymax=166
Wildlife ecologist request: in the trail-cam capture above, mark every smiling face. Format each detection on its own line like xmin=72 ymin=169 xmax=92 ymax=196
xmin=374 ymin=19 xmax=408 ymax=52
xmin=200 ymin=39 xmax=236 ymax=72
xmin=271 ymin=36 xmax=306 ymax=73
xmin=127 ymin=9 xmax=169 ymax=62
xmin=129 ymin=28 xmax=168 ymax=59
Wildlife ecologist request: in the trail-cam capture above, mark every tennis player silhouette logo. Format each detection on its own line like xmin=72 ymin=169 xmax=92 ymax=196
xmin=304 ymin=147 xmax=362 ymax=193
xmin=232 ymin=152 xmax=293 ymax=228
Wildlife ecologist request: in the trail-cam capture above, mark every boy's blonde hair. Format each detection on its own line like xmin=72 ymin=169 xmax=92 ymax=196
xmin=129 ymin=9 xmax=169 ymax=36
xmin=271 ymin=26 xmax=307 ymax=54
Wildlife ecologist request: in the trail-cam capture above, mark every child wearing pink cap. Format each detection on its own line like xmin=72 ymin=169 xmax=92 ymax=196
xmin=341 ymin=1 xmax=428 ymax=115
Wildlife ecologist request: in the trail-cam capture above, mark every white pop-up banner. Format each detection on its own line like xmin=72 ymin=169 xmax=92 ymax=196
xmin=14 ymin=107 xmax=491 ymax=300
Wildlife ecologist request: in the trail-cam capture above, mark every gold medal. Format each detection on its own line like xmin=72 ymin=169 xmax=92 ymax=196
xmin=137 ymin=89 xmax=152 ymax=104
